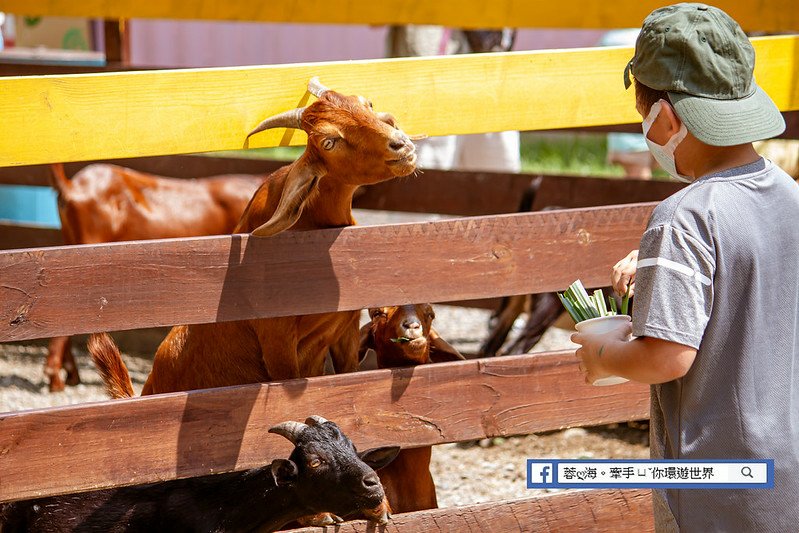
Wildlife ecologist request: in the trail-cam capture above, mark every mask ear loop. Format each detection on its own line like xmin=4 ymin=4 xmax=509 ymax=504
xmin=642 ymin=99 xmax=665 ymax=136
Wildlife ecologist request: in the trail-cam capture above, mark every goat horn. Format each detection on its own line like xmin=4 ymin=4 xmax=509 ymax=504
xmin=308 ymin=76 xmax=330 ymax=98
xmin=245 ymin=108 xmax=306 ymax=142
xmin=304 ymin=415 xmax=329 ymax=426
xmin=269 ymin=421 xmax=309 ymax=444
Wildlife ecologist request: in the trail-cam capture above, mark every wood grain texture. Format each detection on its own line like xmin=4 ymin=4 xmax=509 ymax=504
xmin=283 ymin=489 xmax=654 ymax=532
xmin=0 ymin=205 xmax=654 ymax=342
xmin=0 ymin=351 xmax=650 ymax=502
xmin=0 ymin=0 xmax=794 ymax=31
xmin=355 ymin=171 xmax=685 ymax=215
xmin=1 ymin=36 xmax=796 ymax=166
xmin=0 ymin=157 xmax=682 ymax=214
xmin=0 ymin=155 xmax=286 ymax=187
xmin=0 ymin=223 xmax=63 ymax=250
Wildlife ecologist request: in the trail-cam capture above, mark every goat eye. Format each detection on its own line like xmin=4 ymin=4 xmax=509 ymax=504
xmin=322 ymin=138 xmax=337 ymax=150
xmin=309 ymin=459 xmax=322 ymax=468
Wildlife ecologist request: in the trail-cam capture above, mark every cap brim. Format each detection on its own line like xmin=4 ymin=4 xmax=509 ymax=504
xmin=668 ymin=85 xmax=785 ymax=146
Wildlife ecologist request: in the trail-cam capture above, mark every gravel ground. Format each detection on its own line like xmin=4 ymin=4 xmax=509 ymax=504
xmin=0 ymin=209 xmax=649 ymax=508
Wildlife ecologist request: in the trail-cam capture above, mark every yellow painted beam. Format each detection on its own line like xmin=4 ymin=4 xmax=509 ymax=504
xmin=0 ymin=36 xmax=796 ymax=167
xmin=0 ymin=0 xmax=797 ymax=31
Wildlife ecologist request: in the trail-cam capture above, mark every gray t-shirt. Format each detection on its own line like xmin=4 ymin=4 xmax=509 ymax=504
xmin=632 ymin=158 xmax=799 ymax=532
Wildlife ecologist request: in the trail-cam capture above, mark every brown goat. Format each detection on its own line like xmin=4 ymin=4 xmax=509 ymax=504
xmin=89 ymin=78 xmax=418 ymax=396
xmin=358 ymin=304 xmax=464 ymax=514
xmin=45 ymin=163 xmax=263 ymax=392
xmin=89 ymin=78 xmax=417 ymax=527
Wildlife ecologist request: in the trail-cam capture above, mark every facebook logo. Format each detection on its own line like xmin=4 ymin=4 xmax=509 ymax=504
xmin=527 ymin=461 xmax=556 ymax=488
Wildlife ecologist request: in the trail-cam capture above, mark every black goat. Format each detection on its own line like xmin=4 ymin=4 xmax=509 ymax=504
xmin=0 ymin=416 xmax=399 ymax=533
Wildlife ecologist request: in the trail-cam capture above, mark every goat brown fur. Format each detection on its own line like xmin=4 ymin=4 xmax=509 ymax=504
xmin=358 ymin=304 xmax=464 ymax=513
xmin=46 ymin=163 xmax=263 ymax=392
xmin=90 ymin=80 xmax=417 ymax=395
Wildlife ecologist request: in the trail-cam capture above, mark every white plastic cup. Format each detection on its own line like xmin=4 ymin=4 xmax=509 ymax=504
xmin=574 ymin=315 xmax=631 ymax=386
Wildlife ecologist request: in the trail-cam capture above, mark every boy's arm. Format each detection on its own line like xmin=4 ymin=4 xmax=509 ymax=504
xmin=572 ymin=327 xmax=697 ymax=385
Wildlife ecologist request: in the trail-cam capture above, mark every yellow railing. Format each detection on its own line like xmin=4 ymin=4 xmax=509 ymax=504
xmin=1 ymin=36 xmax=796 ymax=167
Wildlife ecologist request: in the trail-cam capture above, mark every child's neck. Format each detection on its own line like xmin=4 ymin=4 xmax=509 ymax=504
xmin=678 ymin=140 xmax=761 ymax=180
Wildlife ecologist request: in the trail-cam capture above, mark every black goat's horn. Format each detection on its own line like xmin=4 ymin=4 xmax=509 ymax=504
xmin=269 ymin=421 xmax=309 ymax=443
xmin=308 ymin=76 xmax=330 ymax=98
xmin=245 ymin=107 xmax=305 ymax=141
xmin=304 ymin=415 xmax=329 ymax=426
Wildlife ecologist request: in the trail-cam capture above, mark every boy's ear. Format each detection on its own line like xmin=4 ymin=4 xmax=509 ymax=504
xmin=271 ymin=459 xmax=299 ymax=486
xmin=660 ymin=100 xmax=683 ymax=137
xmin=429 ymin=328 xmax=465 ymax=363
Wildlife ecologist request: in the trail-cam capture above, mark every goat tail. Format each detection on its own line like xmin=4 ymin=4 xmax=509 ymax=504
xmin=49 ymin=163 xmax=71 ymax=194
xmin=88 ymin=333 xmax=135 ymax=399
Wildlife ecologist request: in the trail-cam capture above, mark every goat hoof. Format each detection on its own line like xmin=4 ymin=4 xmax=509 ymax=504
xmin=48 ymin=376 xmax=66 ymax=393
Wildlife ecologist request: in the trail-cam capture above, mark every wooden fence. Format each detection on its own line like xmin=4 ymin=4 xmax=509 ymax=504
xmin=0 ymin=3 xmax=797 ymax=530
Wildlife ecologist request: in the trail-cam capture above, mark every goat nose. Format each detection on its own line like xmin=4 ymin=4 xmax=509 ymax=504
xmin=402 ymin=319 xmax=421 ymax=330
xmin=389 ymin=139 xmax=406 ymax=152
xmin=363 ymin=473 xmax=380 ymax=490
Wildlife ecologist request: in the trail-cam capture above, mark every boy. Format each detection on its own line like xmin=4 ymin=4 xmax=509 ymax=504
xmin=572 ymin=4 xmax=799 ymax=531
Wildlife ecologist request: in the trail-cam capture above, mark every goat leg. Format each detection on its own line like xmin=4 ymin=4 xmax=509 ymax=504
xmin=62 ymin=337 xmax=81 ymax=386
xmin=45 ymin=336 xmax=70 ymax=392
xmin=477 ymin=294 xmax=528 ymax=357
xmin=506 ymin=293 xmax=563 ymax=354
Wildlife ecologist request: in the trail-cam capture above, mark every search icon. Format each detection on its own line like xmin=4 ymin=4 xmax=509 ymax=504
xmin=741 ymin=466 xmax=754 ymax=478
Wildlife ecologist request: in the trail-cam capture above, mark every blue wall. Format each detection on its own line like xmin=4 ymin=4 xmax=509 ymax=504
xmin=0 ymin=185 xmax=61 ymax=228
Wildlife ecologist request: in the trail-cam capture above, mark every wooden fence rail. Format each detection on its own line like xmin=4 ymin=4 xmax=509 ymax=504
xmin=1 ymin=36 xmax=796 ymax=166
xmin=284 ymin=490 xmax=655 ymax=533
xmin=0 ymin=350 xmax=649 ymax=502
xmin=0 ymin=204 xmax=654 ymax=342
xmin=0 ymin=158 xmax=688 ymax=211
xmin=0 ymin=0 xmax=794 ymax=32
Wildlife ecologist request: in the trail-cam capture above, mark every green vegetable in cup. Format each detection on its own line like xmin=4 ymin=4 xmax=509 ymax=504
xmin=557 ymin=279 xmax=631 ymax=324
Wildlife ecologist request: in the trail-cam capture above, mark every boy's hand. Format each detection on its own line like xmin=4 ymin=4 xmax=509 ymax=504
xmin=612 ymin=249 xmax=639 ymax=296
xmin=571 ymin=322 xmax=632 ymax=384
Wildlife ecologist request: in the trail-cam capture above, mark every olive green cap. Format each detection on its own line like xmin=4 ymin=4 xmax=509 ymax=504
xmin=624 ymin=3 xmax=785 ymax=146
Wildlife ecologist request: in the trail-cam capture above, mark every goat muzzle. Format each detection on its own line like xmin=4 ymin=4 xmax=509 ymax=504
xmin=360 ymin=496 xmax=391 ymax=525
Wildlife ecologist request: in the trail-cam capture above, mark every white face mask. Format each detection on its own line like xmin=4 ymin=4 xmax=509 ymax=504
xmin=642 ymin=100 xmax=692 ymax=183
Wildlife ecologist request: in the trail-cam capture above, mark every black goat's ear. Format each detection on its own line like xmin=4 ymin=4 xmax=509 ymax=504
xmin=428 ymin=328 xmax=465 ymax=363
xmin=271 ymin=459 xmax=299 ymax=486
xmin=358 ymin=446 xmax=400 ymax=471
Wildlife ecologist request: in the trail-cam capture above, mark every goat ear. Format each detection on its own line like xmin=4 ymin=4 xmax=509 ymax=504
xmin=271 ymin=459 xmax=299 ymax=486
xmin=358 ymin=323 xmax=376 ymax=364
xmin=428 ymin=328 xmax=465 ymax=363
xmin=252 ymin=156 xmax=326 ymax=237
xmin=359 ymin=446 xmax=400 ymax=471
